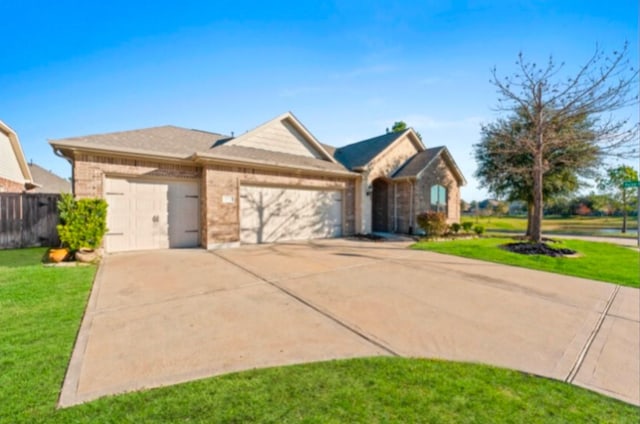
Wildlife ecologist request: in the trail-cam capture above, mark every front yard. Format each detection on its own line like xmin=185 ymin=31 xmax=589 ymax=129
xmin=1 ymin=247 xmax=638 ymax=422
xmin=412 ymin=238 xmax=639 ymax=288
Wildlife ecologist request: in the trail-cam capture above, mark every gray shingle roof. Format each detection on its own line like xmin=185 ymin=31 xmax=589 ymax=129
xmin=199 ymin=145 xmax=349 ymax=173
xmin=27 ymin=163 xmax=72 ymax=193
xmin=51 ymin=125 xmax=229 ymax=157
xmin=51 ymin=125 xmax=352 ymax=175
xmin=392 ymin=147 xmax=445 ymax=178
xmin=334 ymin=130 xmax=407 ymax=170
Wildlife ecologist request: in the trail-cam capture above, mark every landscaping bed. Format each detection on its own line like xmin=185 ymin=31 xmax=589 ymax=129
xmin=501 ymin=242 xmax=577 ymax=257
xmin=412 ymin=237 xmax=638 ymax=287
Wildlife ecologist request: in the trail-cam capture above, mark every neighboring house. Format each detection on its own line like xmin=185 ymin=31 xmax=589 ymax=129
xmin=27 ymin=163 xmax=72 ymax=194
xmin=49 ymin=112 xmax=465 ymax=252
xmin=0 ymin=120 xmax=35 ymax=192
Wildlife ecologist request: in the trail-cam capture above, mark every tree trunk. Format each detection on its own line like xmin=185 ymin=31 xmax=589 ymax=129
xmin=531 ymin=92 xmax=544 ymax=244
xmin=526 ymin=202 xmax=533 ymax=237
xmin=622 ymin=188 xmax=627 ymax=233
xmin=529 ymin=142 xmax=543 ymax=243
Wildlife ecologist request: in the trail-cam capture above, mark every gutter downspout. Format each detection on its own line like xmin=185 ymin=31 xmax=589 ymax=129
xmin=53 ymin=148 xmax=75 ymax=196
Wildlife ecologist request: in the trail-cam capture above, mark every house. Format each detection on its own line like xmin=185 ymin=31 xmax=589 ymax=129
xmin=27 ymin=163 xmax=72 ymax=194
xmin=0 ymin=120 xmax=35 ymax=192
xmin=49 ymin=112 xmax=465 ymax=252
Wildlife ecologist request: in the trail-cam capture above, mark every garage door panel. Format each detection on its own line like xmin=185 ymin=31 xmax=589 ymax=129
xmin=168 ymin=181 xmax=200 ymax=248
xmin=240 ymin=186 xmax=342 ymax=244
xmin=105 ymin=178 xmax=133 ymax=252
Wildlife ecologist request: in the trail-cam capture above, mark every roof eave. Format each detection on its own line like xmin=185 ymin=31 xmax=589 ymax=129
xmin=366 ymin=129 xmax=426 ymax=169
xmin=0 ymin=120 xmax=34 ymax=183
xmin=193 ymin=153 xmax=358 ymax=178
xmin=48 ymin=140 xmax=195 ymax=164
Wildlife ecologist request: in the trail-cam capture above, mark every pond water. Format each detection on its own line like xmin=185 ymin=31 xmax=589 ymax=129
xmin=597 ymin=228 xmax=638 ymax=235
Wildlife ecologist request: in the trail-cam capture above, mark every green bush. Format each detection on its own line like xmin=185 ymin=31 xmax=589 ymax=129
xmin=57 ymin=194 xmax=108 ymax=251
xmin=416 ymin=211 xmax=448 ymax=237
xmin=449 ymin=223 xmax=461 ymax=234
xmin=473 ymin=225 xmax=485 ymax=236
xmin=462 ymin=221 xmax=474 ymax=233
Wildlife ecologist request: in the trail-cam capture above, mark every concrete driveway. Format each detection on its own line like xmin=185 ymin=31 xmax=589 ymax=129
xmin=60 ymin=239 xmax=639 ymax=406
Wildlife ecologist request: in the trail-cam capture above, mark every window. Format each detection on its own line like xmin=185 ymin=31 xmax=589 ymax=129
xmin=430 ymin=185 xmax=447 ymax=213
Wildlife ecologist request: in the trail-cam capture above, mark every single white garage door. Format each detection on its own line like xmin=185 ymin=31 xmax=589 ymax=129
xmin=104 ymin=178 xmax=200 ymax=252
xmin=240 ymin=185 xmax=342 ymax=244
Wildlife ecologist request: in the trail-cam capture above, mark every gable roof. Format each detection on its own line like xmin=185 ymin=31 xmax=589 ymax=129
xmin=334 ymin=131 xmax=406 ymax=170
xmin=226 ymin=112 xmax=338 ymax=163
xmin=194 ymin=145 xmax=350 ymax=175
xmin=49 ymin=115 xmax=354 ymax=177
xmin=50 ymin=125 xmax=228 ymax=158
xmin=27 ymin=163 xmax=72 ymax=193
xmin=392 ymin=146 xmax=467 ymax=185
xmin=333 ymin=128 xmax=425 ymax=170
xmin=0 ymin=120 xmax=34 ymax=186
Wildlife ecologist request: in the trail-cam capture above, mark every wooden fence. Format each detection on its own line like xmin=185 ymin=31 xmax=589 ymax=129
xmin=0 ymin=193 xmax=61 ymax=249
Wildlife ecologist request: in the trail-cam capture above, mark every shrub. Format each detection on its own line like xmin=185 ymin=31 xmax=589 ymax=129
xmin=416 ymin=211 xmax=448 ymax=237
xmin=57 ymin=194 xmax=108 ymax=251
xmin=450 ymin=223 xmax=461 ymax=234
xmin=462 ymin=221 xmax=474 ymax=233
xmin=473 ymin=225 xmax=485 ymax=236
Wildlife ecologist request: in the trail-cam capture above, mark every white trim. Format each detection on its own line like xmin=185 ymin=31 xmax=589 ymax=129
xmin=0 ymin=120 xmax=34 ymax=184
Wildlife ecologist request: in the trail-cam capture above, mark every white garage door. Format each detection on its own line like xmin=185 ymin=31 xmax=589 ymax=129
xmin=240 ymin=185 xmax=342 ymax=244
xmin=104 ymin=178 xmax=200 ymax=252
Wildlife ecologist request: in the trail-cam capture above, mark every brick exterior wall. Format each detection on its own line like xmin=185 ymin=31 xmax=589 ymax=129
xmin=73 ymin=153 xmax=200 ymax=198
xmin=413 ymin=156 xmax=461 ymax=224
xmin=0 ymin=176 xmax=24 ymax=193
xmin=364 ymin=135 xmax=422 ymax=233
xmin=72 ymin=153 xmax=356 ymax=249
xmin=202 ymin=165 xmax=356 ymax=248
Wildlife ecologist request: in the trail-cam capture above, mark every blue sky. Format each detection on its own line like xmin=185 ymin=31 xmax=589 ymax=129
xmin=1 ymin=0 xmax=637 ymax=200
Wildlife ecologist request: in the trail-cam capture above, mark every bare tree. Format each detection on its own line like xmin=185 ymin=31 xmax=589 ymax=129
xmin=489 ymin=43 xmax=638 ymax=242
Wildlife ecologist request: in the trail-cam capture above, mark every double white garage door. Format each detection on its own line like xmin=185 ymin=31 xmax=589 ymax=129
xmin=104 ymin=178 xmax=200 ymax=252
xmin=104 ymin=179 xmax=343 ymax=251
xmin=240 ymin=185 xmax=343 ymax=244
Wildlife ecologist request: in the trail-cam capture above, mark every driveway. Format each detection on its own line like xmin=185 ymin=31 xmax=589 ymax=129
xmin=60 ymin=239 xmax=639 ymax=406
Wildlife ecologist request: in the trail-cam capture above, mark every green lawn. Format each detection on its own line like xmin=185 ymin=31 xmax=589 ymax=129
xmin=2 ymin=248 xmax=638 ymax=422
xmin=465 ymin=215 xmax=638 ymax=237
xmin=412 ymin=238 xmax=639 ymax=288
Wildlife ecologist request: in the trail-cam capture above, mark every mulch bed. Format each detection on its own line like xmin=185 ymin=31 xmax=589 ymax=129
xmin=500 ymin=242 xmax=577 ymax=257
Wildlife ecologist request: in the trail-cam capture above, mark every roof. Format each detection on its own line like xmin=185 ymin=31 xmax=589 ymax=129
xmin=50 ymin=118 xmax=354 ymax=177
xmin=320 ymin=143 xmax=336 ymax=156
xmin=0 ymin=120 xmax=34 ymax=186
xmin=225 ymin=112 xmax=338 ymax=163
xmin=392 ymin=147 xmax=444 ymax=178
xmin=27 ymin=163 xmax=72 ymax=193
xmin=50 ymin=125 xmax=229 ymax=158
xmin=195 ymin=145 xmax=350 ymax=174
xmin=392 ymin=146 xmax=467 ymax=185
xmin=334 ymin=131 xmax=407 ymax=170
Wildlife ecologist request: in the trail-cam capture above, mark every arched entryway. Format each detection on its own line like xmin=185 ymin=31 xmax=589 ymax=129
xmin=371 ymin=178 xmax=390 ymax=232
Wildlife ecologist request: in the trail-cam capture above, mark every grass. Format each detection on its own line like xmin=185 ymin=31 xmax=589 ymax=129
xmin=464 ymin=215 xmax=638 ymax=237
xmin=412 ymin=238 xmax=639 ymax=288
xmin=2 ymin=247 xmax=639 ymax=422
